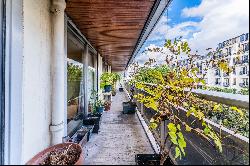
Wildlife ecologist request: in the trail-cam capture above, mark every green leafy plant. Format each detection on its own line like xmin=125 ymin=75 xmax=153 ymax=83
xmin=100 ymin=72 xmax=114 ymax=88
xmin=128 ymin=38 xmax=245 ymax=164
xmin=89 ymin=89 xmax=104 ymax=113
xmin=239 ymin=88 xmax=249 ymax=95
xmin=201 ymin=86 xmax=249 ymax=95
xmin=67 ymin=62 xmax=82 ymax=81
xmin=100 ymin=72 xmax=121 ymax=90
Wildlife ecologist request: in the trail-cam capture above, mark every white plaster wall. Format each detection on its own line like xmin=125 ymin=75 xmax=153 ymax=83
xmin=22 ymin=0 xmax=52 ymax=163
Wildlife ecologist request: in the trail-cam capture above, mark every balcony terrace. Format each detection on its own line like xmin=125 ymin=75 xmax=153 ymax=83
xmin=1 ymin=0 xmax=249 ymax=165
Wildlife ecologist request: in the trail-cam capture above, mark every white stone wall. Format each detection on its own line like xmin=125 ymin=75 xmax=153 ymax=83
xmin=22 ymin=0 xmax=52 ymax=163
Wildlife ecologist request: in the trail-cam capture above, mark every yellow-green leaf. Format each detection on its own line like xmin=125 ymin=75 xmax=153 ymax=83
xmin=185 ymin=125 xmax=192 ymax=132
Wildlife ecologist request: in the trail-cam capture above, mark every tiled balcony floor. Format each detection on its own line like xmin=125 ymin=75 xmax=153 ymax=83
xmin=84 ymin=91 xmax=154 ymax=165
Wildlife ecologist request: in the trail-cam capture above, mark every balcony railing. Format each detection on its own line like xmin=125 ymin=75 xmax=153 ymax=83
xmin=215 ymin=82 xmax=221 ymax=86
xmin=215 ymin=72 xmax=221 ymax=76
xmin=240 ymin=71 xmax=248 ymax=75
xmin=223 ymin=82 xmax=230 ymax=87
xmin=124 ymin=82 xmax=249 ymax=165
xmin=243 ymin=59 xmax=249 ymax=64
xmin=239 ymin=83 xmax=249 ymax=88
xmin=223 ymin=73 xmax=229 ymax=77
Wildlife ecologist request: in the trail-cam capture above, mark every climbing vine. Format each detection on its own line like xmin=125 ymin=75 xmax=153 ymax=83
xmin=128 ymin=38 xmax=245 ymax=164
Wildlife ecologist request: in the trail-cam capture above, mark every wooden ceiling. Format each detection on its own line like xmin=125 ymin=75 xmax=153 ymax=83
xmin=66 ymin=0 xmax=155 ymax=71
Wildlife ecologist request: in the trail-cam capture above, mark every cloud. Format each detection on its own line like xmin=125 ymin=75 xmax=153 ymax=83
xmin=147 ymin=15 xmax=170 ymax=42
xmin=135 ymin=44 xmax=171 ymax=65
xmin=136 ymin=0 xmax=249 ymax=65
xmin=148 ymin=0 xmax=249 ymax=53
xmin=183 ymin=0 xmax=249 ymax=54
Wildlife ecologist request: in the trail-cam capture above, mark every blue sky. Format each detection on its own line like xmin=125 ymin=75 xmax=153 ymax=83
xmin=141 ymin=0 xmax=202 ymax=51
xmin=134 ymin=0 xmax=249 ymax=64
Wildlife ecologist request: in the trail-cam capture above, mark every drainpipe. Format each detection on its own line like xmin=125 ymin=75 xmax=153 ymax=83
xmin=50 ymin=0 xmax=66 ymax=145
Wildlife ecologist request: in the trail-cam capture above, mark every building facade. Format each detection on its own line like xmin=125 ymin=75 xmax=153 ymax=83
xmin=196 ymin=33 xmax=249 ymax=91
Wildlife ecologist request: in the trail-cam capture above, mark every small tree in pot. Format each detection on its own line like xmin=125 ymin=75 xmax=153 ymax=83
xmin=100 ymin=72 xmax=114 ymax=92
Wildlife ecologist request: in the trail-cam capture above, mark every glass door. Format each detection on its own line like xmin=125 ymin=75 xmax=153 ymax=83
xmin=0 ymin=0 xmax=5 ymax=164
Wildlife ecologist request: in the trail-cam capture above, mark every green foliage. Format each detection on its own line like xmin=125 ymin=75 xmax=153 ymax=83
xmin=67 ymin=63 xmax=82 ymax=81
xmin=239 ymin=88 xmax=249 ymax=95
xmin=128 ymin=38 xmax=246 ymax=163
xmin=132 ymin=65 xmax=170 ymax=84
xmin=100 ymin=72 xmax=121 ymax=89
xmin=202 ymin=86 xmax=249 ymax=95
xmin=89 ymin=89 xmax=104 ymax=113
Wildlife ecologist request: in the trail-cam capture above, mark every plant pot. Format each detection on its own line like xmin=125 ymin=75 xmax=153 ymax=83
xmin=88 ymin=112 xmax=102 ymax=118
xmin=119 ymin=87 xmax=124 ymax=92
xmin=135 ymin=154 xmax=160 ymax=165
xmin=104 ymin=85 xmax=112 ymax=92
xmin=135 ymin=154 xmax=174 ymax=165
xmin=82 ymin=117 xmax=100 ymax=133
xmin=104 ymin=106 xmax=111 ymax=111
xmin=112 ymin=90 xmax=117 ymax=96
xmin=86 ymin=125 xmax=94 ymax=141
xmin=122 ymin=101 xmax=137 ymax=114
xmin=96 ymin=106 xmax=104 ymax=113
xmin=71 ymin=128 xmax=89 ymax=147
xmin=26 ymin=143 xmax=83 ymax=165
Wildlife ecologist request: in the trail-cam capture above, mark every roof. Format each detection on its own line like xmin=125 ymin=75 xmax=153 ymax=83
xmin=66 ymin=0 xmax=170 ymax=71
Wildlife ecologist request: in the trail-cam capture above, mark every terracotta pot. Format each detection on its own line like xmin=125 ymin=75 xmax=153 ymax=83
xmin=26 ymin=143 xmax=83 ymax=165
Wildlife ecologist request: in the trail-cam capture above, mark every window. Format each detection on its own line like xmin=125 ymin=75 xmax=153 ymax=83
xmin=245 ymin=33 xmax=249 ymax=41
xmin=215 ymin=69 xmax=220 ymax=76
xmin=240 ymin=34 xmax=245 ymax=42
xmin=240 ymin=66 xmax=248 ymax=75
xmin=215 ymin=78 xmax=221 ymax=85
xmin=233 ymin=68 xmax=236 ymax=74
xmin=228 ymin=47 xmax=232 ymax=55
xmin=225 ymin=78 xmax=229 ymax=84
xmin=242 ymin=44 xmax=245 ymax=52
xmin=245 ymin=43 xmax=249 ymax=51
xmin=243 ymin=78 xmax=249 ymax=86
xmin=223 ymin=78 xmax=229 ymax=87
xmin=242 ymin=55 xmax=249 ymax=63
xmin=233 ymin=78 xmax=236 ymax=85
xmin=218 ymin=43 xmax=222 ymax=49
xmin=226 ymin=48 xmax=228 ymax=55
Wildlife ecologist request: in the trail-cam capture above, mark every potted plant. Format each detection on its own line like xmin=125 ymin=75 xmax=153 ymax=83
xmin=128 ymin=38 xmax=244 ymax=165
xmin=112 ymin=89 xmax=117 ymax=96
xmin=104 ymin=101 xmax=111 ymax=111
xmin=100 ymin=72 xmax=114 ymax=92
xmin=119 ymin=83 xmax=124 ymax=92
xmin=26 ymin=143 xmax=83 ymax=165
xmin=112 ymin=73 xmax=121 ymax=96
xmin=122 ymin=84 xmax=137 ymax=114
xmin=95 ymin=99 xmax=104 ymax=113
xmin=70 ymin=126 xmax=89 ymax=147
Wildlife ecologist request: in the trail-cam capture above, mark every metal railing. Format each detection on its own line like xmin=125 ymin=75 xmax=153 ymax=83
xmin=125 ymin=82 xmax=249 ymax=165
xmin=239 ymin=83 xmax=249 ymax=88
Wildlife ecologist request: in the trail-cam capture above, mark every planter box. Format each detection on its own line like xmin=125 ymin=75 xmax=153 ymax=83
xmin=88 ymin=112 xmax=102 ymax=118
xmin=122 ymin=102 xmax=137 ymax=114
xmin=112 ymin=91 xmax=116 ymax=96
xmin=135 ymin=154 xmax=161 ymax=165
xmin=135 ymin=154 xmax=173 ymax=165
xmin=86 ymin=125 xmax=94 ymax=141
xmin=119 ymin=87 xmax=124 ymax=92
xmin=71 ymin=127 xmax=89 ymax=147
xmin=82 ymin=117 xmax=100 ymax=133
